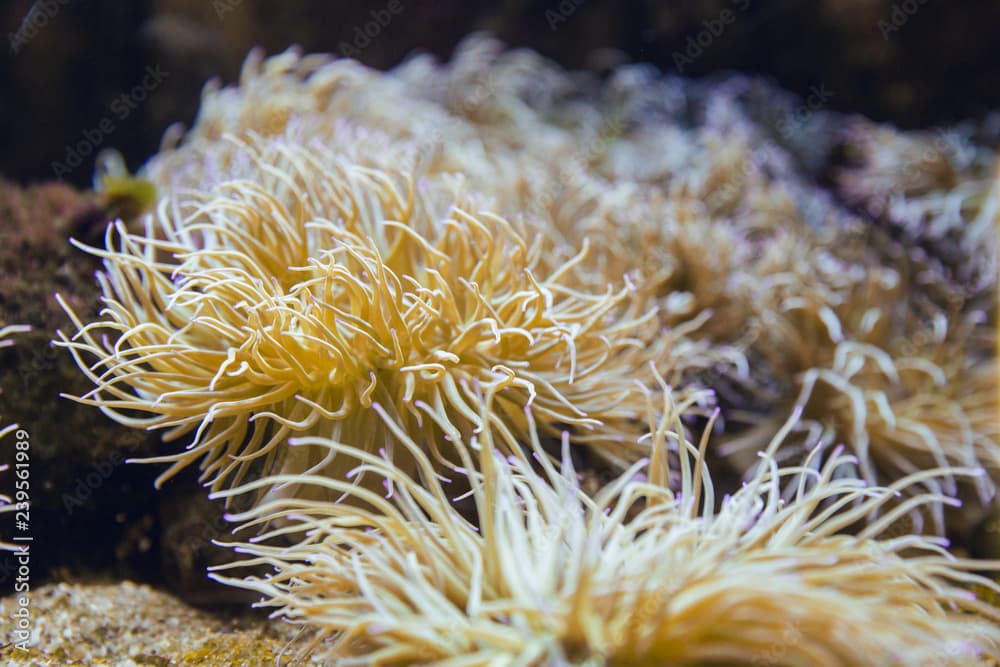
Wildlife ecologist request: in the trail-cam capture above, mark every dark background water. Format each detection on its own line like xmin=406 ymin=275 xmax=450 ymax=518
xmin=1 ymin=0 xmax=999 ymax=187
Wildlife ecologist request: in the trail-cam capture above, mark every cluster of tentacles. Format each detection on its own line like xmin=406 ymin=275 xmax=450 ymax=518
xmin=53 ymin=37 xmax=1000 ymax=665
xmin=212 ymin=382 xmax=1000 ymax=665
xmin=0 ymin=324 xmax=31 ymax=551
xmin=58 ymin=138 xmax=654 ymax=504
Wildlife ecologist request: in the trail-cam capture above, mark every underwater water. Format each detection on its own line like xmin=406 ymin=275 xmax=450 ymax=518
xmin=1 ymin=2 xmax=999 ymax=665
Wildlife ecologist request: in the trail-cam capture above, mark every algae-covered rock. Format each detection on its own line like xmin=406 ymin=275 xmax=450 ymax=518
xmin=0 ymin=179 xmax=162 ymax=582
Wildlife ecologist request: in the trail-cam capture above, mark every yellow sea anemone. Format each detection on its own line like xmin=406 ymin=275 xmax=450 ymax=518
xmin=139 ymin=41 xmax=866 ymax=420
xmin=211 ymin=380 xmax=1000 ymax=666
xmin=56 ymin=138 xmax=652 ymax=498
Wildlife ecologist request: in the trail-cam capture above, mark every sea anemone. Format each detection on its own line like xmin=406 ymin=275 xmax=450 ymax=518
xmin=0 ymin=323 xmax=30 ymax=551
xmin=56 ymin=137 xmax=652 ymax=498
xmin=836 ymin=118 xmax=998 ymax=294
xmin=211 ymin=378 xmax=1000 ymax=666
xmin=0 ymin=322 xmax=30 ymax=353
xmin=0 ymin=422 xmax=21 ymax=552
xmin=714 ymin=218 xmax=1000 ymax=535
xmin=136 ymin=41 xmax=870 ymax=423
xmin=141 ymin=38 xmax=592 ymax=227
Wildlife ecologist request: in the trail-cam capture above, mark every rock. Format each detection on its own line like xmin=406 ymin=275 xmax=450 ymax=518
xmin=0 ymin=179 xmax=162 ymax=583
